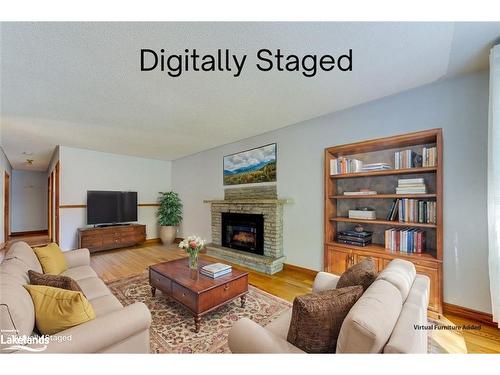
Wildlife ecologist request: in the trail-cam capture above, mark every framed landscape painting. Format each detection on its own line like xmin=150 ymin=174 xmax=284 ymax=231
xmin=223 ymin=143 xmax=277 ymax=185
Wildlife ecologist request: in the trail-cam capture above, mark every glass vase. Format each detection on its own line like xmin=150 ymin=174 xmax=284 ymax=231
xmin=188 ymin=252 xmax=199 ymax=270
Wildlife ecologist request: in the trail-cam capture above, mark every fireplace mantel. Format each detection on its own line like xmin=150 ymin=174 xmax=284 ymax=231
xmin=203 ymin=198 xmax=292 ymax=205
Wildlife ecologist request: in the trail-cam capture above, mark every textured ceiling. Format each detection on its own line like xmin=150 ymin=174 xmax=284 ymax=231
xmin=1 ymin=22 xmax=499 ymax=171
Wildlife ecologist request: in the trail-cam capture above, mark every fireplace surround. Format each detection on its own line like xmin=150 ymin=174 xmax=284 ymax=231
xmin=204 ymin=186 xmax=291 ymax=274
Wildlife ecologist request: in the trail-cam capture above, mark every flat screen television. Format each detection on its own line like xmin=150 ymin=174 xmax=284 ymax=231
xmin=87 ymin=191 xmax=138 ymax=225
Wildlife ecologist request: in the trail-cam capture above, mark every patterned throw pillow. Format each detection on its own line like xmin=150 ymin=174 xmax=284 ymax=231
xmin=336 ymin=258 xmax=378 ymax=291
xmin=287 ymin=285 xmax=364 ymax=353
xmin=28 ymin=270 xmax=84 ymax=296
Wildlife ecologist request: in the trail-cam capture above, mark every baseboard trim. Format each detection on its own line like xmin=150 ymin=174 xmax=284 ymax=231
xmin=10 ymin=230 xmax=48 ymax=237
xmin=283 ymin=263 xmax=318 ymax=278
xmin=443 ymin=302 xmax=497 ymax=327
xmin=143 ymin=238 xmax=161 ymax=245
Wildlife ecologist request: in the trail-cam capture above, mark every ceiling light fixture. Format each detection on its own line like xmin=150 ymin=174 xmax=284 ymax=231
xmin=22 ymin=151 xmax=34 ymax=156
xmin=26 ymin=159 xmax=34 ymax=165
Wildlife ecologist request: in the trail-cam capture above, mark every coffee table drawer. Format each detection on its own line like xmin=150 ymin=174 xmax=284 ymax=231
xmin=199 ymin=275 xmax=248 ymax=311
xmin=150 ymin=270 xmax=172 ymax=294
xmin=172 ymin=282 xmax=197 ymax=311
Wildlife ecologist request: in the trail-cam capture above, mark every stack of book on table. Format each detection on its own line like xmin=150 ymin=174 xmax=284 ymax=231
xmin=361 ymin=163 xmax=392 ymax=172
xmin=396 ymin=178 xmax=427 ymax=194
xmin=336 ymin=230 xmax=373 ymax=247
xmin=330 ymin=157 xmax=363 ymax=174
xmin=200 ymin=263 xmax=232 ymax=278
xmin=384 ymin=228 xmax=425 ymax=253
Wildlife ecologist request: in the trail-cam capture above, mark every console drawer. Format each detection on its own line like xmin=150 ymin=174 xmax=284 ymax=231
xmin=172 ymin=282 xmax=197 ymax=312
xmin=149 ymin=270 xmax=172 ymax=294
xmin=198 ymin=275 xmax=248 ymax=311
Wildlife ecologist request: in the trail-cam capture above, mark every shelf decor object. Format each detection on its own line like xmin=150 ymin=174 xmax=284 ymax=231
xmin=324 ymin=129 xmax=443 ymax=316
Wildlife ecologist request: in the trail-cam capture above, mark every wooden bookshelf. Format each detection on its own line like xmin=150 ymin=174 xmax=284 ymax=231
xmin=324 ymin=129 xmax=443 ymax=315
xmin=330 ymin=217 xmax=437 ymax=229
xmin=329 ymin=193 xmax=437 ymax=199
xmin=330 ymin=166 xmax=437 ymax=179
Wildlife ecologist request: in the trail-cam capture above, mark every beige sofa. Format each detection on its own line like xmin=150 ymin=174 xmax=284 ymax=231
xmin=0 ymin=241 xmax=151 ymax=353
xmin=228 ymin=259 xmax=430 ymax=353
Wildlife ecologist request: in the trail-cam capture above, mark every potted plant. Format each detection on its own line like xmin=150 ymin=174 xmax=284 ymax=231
xmin=157 ymin=191 xmax=183 ymax=245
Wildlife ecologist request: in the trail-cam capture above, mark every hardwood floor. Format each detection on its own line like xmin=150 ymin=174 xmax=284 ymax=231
xmin=91 ymin=243 xmax=314 ymax=302
xmin=90 ymin=242 xmax=500 ymax=354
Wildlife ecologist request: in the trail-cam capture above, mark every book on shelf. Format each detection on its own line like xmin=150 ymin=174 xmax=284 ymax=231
xmin=394 ymin=149 xmax=422 ymax=169
xmin=343 ymin=189 xmax=377 ymax=195
xmin=336 ymin=230 xmax=373 ymax=247
xmin=422 ymin=146 xmax=437 ymax=167
xmin=396 ymin=178 xmax=427 ymax=194
xmin=361 ymin=163 xmax=392 ymax=171
xmin=398 ymin=199 xmax=437 ymax=224
xmin=201 ymin=263 xmax=232 ymax=278
xmin=330 ymin=157 xmax=363 ymax=175
xmin=385 ymin=199 xmax=399 ymax=221
xmin=384 ymin=228 xmax=425 ymax=253
xmin=338 ymin=230 xmax=373 ymax=238
xmin=348 ymin=209 xmax=376 ymax=220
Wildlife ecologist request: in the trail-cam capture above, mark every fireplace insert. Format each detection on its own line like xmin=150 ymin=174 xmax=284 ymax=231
xmin=221 ymin=212 xmax=264 ymax=255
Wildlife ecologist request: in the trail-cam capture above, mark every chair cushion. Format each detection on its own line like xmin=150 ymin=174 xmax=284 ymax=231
xmin=24 ymin=285 xmax=96 ymax=335
xmin=287 ymin=286 xmax=363 ymax=353
xmin=89 ymin=294 xmax=123 ymax=317
xmin=0 ymin=258 xmax=37 ymax=347
xmin=0 ymin=275 xmax=35 ymax=344
xmin=28 ymin=270 xmax=84 ymax=295
xmin=60 ymin=266 xmax=98 ymax=281
xmin=336 ymin=279 xmax=403 ymax=353
xmin=5 ymin=241 xmax=42 ymax=274
xmin=76 ymin=277 xmax=111 ymax=300
xmin=337 ymin=258 xmax=378 ymax=291
xmin=1 ymin=258 xmax=30 ymax=284
xmin=383 ymin=303 xmax=427 ymax=353
xmin=33 ymin=243 xmax=68 ymax=275
xmin=376 ymin=259 xmax=416 ymax=301
xmin=266 ymin=309 xmax=292 ymax=340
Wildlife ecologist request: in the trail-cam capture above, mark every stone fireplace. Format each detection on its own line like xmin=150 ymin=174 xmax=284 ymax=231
xmin=204 ymin=186 xmax=291 ymax=274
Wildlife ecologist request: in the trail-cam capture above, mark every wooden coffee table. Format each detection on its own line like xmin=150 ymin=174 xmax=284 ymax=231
xmin=149 ymin=258 xmax=249 ymax=332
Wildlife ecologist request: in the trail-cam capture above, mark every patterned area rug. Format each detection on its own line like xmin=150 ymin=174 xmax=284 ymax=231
xmin=107 ymin=273 xmax=291 ymax=353
xmin=107 ymin=273 xmax=451 ymax=354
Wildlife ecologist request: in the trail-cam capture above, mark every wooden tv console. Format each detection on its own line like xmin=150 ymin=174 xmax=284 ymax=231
xmin=78 ymin=224 xmax=146 ymax=253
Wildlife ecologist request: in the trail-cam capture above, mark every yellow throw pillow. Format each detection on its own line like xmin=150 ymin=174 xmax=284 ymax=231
xmin=24 ymin=285 xmax=96 ymax=335
xmin=33 ymin=243 xmax=68 ymax=275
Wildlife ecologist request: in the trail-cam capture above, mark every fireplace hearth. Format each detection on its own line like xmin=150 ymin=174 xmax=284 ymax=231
xmin=221 ymin=212 xmax=264 ymax=255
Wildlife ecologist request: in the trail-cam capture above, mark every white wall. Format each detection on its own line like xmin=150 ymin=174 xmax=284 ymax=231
xmin=172 ymin=71 xmax=491 ymax=313
xmin=0 ymin=147 xmax=13 ymax=244
xmin=59 ymin=146 xmax=172 ymax=250
xmin=11 ymin=170 xmax=47 ymax=232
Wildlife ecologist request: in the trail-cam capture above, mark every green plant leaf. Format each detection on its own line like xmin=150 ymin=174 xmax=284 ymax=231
xmin=157 ymin=191 xmax=183 ymax=226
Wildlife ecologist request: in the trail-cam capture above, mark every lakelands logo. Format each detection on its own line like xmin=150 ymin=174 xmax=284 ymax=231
xmin=1 ymin=330 xmax=73 ymax=352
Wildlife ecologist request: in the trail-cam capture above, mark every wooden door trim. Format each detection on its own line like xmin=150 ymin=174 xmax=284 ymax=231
xmin=48 ymin=175 xmax=52 ymax=241
xmin=55 ymin=162 xmax=60 ymax=245
xmin=3 ymin=171 xmax=10 ymax=242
